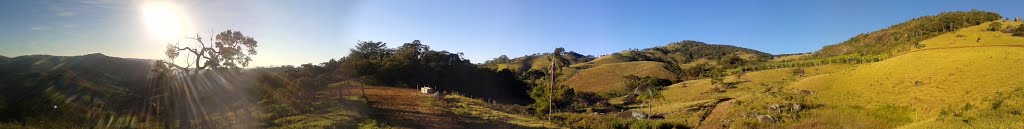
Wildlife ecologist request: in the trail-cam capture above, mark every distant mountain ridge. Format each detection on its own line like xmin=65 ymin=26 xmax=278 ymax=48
xmin=0 ymin=53 xmax=154 ymax=90
xmin=0 ymin=53 xmax=157 ymax=121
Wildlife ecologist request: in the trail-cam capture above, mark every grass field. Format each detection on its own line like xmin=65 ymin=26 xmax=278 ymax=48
xmin=792 ymin=46 xmax=1024 ymax=128
xmin=562 ymin=61 xmax=678 ymax=93
xmin=634 ymin=21 xmax=1024 ymax=128
xmin=438 ymin=94 xmax=562 ymax=128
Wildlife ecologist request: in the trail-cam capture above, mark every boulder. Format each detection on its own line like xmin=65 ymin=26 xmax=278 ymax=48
xmin=768 ymin=104 xmax=782 ymax=113
xmin=631 ymin=111 xmax=648 ymax=120
xmin=756 ymin=115 xmax=775 ymax=124
xmin=790 ymin=103 xmax=803 ymax=112
xmin=622 ymin=94 xmax=639 ymax=104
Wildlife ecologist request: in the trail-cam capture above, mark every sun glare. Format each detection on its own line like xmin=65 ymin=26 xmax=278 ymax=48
xmin=140 ymin=1 xmax=191 ymax=42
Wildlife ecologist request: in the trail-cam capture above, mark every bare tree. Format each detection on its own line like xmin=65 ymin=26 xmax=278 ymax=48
xmin=164 ymin=30 xmax=259 ymax=74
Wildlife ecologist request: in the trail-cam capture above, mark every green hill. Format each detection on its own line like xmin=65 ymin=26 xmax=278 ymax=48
xmin=0 ymin=53 xmax=159 ymax=127
xmin=640 ymin=19 xmax=1024 ymax=128
xmin=562 ymin=61 xmax=677 ymax=93
xmin=815 ymin=10 xmax=1001 ymax=57
xmin=481 ymin=51 xmax=595 ymax=73
xmin=573 ymin=40 xmax=772 ymax=70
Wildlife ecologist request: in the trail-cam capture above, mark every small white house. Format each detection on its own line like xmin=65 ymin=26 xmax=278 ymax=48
xmin=420 ymin=87 xmax=433 ymax=94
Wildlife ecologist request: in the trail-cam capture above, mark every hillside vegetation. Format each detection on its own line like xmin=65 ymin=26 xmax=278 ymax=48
xmin=562 ymin=61 xmax=677 ymax=93
xmin=816 ymin=10 xmax=1001 ymax=57
xmin=482 ymin=51 xmax=594 ymax=73
xmin=628 ymin=19 xmax=1024 ymax=128
xmin=573 ymin=40 xmax=771 ymax=69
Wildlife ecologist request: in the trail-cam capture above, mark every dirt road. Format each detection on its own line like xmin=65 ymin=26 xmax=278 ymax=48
xmin=362 ymin=86 xmax=462 ymax=129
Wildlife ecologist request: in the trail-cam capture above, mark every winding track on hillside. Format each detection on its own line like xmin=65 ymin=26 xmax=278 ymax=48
xmin=362 ymin=86 xmax=462 ymax=129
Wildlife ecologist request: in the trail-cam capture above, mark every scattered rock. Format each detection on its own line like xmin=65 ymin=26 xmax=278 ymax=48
xmin=757 ymin=115 xmax=775 ymax=124
xmin=769 ymin=104 xmax=782 ymax=113
xmin=794 ymin=89 xmax=814 ymax=95
xmin=649 ymin=113 xmax=666 ymax=119
xmin=622 ymin=94 xmax=639 ymax=104
xmin=790 ymin=103 xmax=803 ymax=112
xmin=615 ymin=111 xmax=633 ymax=118
xmin=632 ymin=111 xmax=648 ymax=120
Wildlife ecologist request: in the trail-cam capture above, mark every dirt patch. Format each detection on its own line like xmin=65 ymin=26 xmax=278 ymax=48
xmin=694 ymin=99 xmax=737 ymax=129
xmin=362 ymin=86 xmax=462 ymax=129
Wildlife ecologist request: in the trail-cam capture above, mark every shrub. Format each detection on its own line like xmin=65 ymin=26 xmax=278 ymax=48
xmin=989 ymin=22 xmax=1003 ymax=31
xmin=791 ymin=68 xmax=806 ymax=77
xmin=528 ymin=82 xmax=576 ymax=115
xmin=1005 ymin=24 xmax=1024 ymax=37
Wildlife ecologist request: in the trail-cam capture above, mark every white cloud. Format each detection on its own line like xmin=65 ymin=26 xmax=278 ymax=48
xmin=62 ymin=24 xmax=80 ymax=28
xmin=57 ymin=11 xmax=77 ymax=16
xmin=31 ymin=26 xmax=53 ymax=31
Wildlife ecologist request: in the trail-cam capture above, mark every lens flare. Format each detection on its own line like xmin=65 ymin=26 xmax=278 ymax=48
xmin=139 ymin=1 xmax=192 ymax=42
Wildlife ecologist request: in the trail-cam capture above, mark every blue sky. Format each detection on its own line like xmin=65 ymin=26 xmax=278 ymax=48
xmin=1 ymin=0 xmax=1022 ymax=66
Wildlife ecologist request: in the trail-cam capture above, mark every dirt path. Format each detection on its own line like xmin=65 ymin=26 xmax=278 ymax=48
xmin=362 ymin=86 xmax=462 ymax=129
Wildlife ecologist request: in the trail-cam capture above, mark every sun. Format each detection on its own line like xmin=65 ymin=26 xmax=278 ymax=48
xmin=139 ymin=1 xmax=191 ymax=42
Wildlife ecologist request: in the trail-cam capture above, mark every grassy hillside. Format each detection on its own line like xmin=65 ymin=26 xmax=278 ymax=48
xmin=918 ymin=20 xmax=1024 ymax=48
xmin=437 ymin=94 xmax=561 ymax=128
xmin=816 ymin=10 xmax=1001 ymax=57
xmin=0 ymin=53 xmax=160 ymax=128
xmin=791 ymin=20 xmax=1024 ymax=128
xmin=572 ymin=40 xmax=772 ymax=69
xmin=481 ymin=51 xmax=594 ymax=73
xmin=635 ymin=20 xmax=1024 ymax=128
xmin=562 ymin=61 xmax=677 ymax=93
xmin=645 ymin=64 xmax=853 ymax=128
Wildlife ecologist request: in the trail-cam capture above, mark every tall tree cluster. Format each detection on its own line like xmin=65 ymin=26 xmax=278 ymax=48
xmin=266 ymin=40 xmax=533 ymax=105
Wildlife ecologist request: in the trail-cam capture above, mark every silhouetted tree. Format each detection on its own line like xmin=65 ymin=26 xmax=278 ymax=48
xmin=164 ymin=30 xmax=259 ymax=74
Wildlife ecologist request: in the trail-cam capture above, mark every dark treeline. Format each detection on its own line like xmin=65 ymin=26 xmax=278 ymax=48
xmin=613 ymin=40 xmax=772 ymax=64
xmin=264 ymin=40 xmax=532 ymax=105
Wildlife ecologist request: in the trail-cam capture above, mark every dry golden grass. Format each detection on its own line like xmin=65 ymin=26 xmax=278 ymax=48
xmin=562 ymin=61 xmax=677 ymax=93
xmin=639 ymin=63 xmax=854 ymax=127
xmin=440 ymin=95 xmax=562 ymax=128
xmin=918 ymin=21 xmax=1024 ymax=49
xmin=783 ymin=22 xmax=1024 ymax=128
xmin=590 ymin=53 xmax=629 ymax=65
xmin=792 ymin=46 xmax=1024 ymax=128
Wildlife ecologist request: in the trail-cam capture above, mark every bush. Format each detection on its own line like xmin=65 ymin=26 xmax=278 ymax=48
xmin=528 ymin=82 xmax=576 ymax=115
xmin=989 ymin=22 xmax=1003 ymax=31
xmin=791 ymin=68 xmax=806 ymax=77
xmin=1005 ymin=24 xmax=1024 ymax=37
